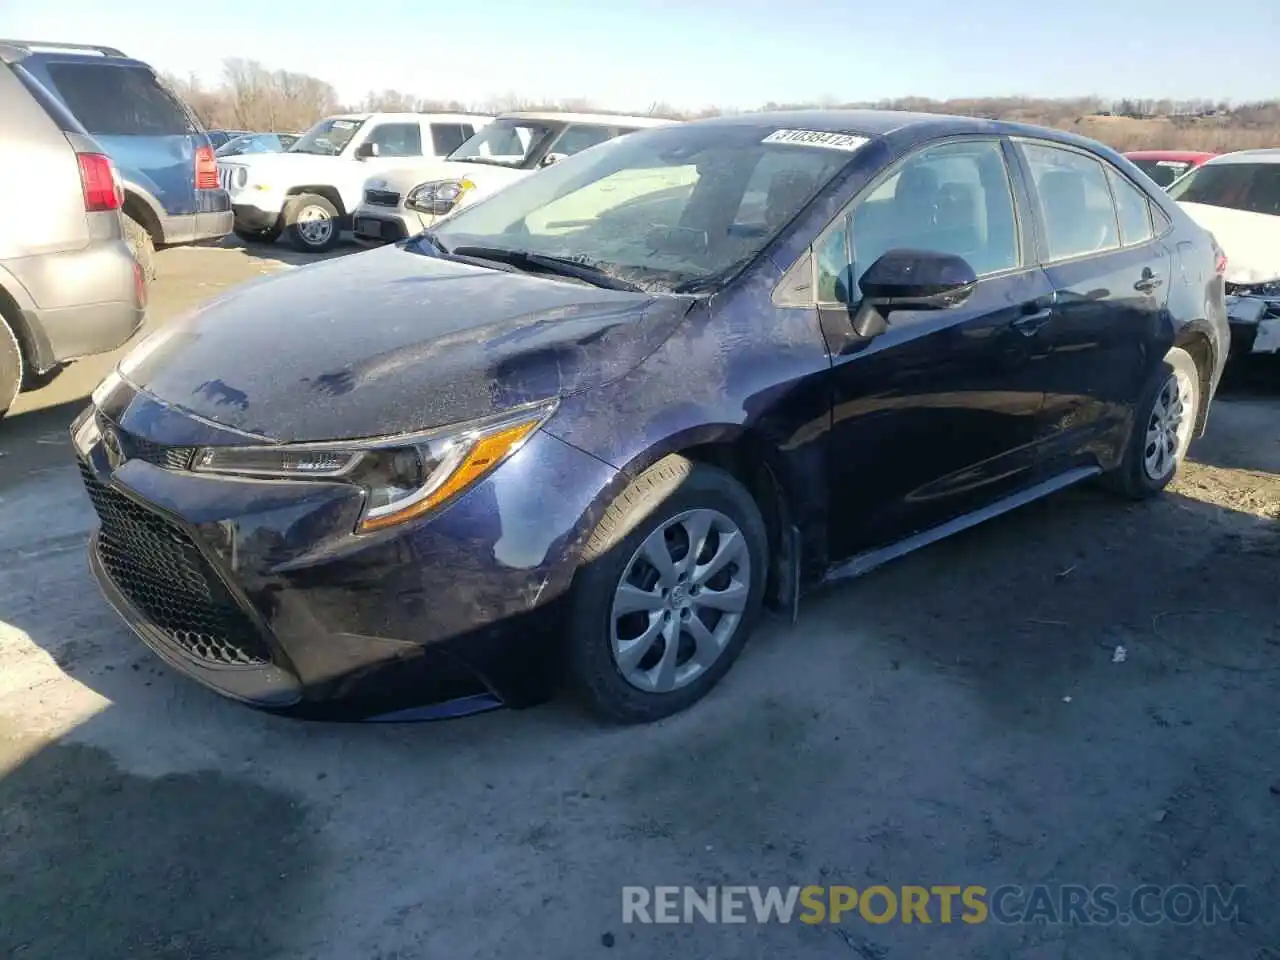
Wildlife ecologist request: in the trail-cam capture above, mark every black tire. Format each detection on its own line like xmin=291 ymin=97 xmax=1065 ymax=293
xmin=122 ymin=212 xmax=156 ymax=282
xmin=0 ymin=315 xmax=24 ymax=420
xmin=566 ymin=455 xmax=768 ymax=724
xmin=234 ymin=223 xmax=282 ymax=244
xmin=285 ymin=194 xmax=342 ymax=253
xmin=1103 ymin=346 xmax=1201 ymax=499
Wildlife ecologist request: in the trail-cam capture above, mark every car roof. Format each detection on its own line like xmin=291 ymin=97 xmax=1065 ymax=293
xmin=323 ymin=112 xmax=494 ymax=123
xmin=499 ymin=111 xmax=676 ymax=127
xmin=1201 ymin=148 xmax=1280 ymax=165
xmin=667 ymin=108 xmax=1113 ymax=149
xmin=1123 ymin=150 xmax=1217 ymax=162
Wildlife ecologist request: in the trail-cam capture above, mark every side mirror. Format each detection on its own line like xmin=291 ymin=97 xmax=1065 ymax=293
xmin=836 ymin=249 xmax=978 ymax=339
xmin=354 ymin=142 xmax=379 ymax=160
xmin=539 ymin=151 xmax=568 ymax=168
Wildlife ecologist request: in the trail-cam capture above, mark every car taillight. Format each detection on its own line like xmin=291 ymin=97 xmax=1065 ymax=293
xmin=195 ymin=145 xmax=219 ymax=189
xmin=77 ymin=152 xmax=121 ymax=212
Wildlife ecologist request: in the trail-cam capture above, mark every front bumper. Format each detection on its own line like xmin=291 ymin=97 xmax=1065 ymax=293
xmin=352 ymin=206 xmax=435 ymax=245
xmin=72 ymin=392 xmax=618 ymax=720
xmin=1225 ymin=295 xmax=1280 ymax=356
xmin=232 ymin=203 xmax=282 ymax=234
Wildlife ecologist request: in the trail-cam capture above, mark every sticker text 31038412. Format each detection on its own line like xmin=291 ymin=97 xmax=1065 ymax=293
xmin=761 ymin=129 xmax=870 ymax=152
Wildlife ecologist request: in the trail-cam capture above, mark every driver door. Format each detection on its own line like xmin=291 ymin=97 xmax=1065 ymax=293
xmin=817 ymin=137 xmax=1058 ymax=561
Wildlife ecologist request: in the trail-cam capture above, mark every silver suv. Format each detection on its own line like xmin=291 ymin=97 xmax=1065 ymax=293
xmin=0 ymin=49 xmax=145 ymax=418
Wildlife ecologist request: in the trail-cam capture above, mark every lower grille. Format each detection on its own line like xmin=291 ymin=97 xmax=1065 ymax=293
xmin=364 ymin=188 xmax=401 ymax=207
xmin=79 ymin=459 xmax=272 ymax=667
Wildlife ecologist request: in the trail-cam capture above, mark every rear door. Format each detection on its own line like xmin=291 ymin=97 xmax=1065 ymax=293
xmin=33 ymin=57 xmax=200 ymax=217
xmin=1011 ymin=139 xmax=1170 ymax=470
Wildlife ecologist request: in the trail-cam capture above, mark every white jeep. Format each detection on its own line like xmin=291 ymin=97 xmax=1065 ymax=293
xmin=217 ymin=112 xmax=493 ymax=253
xmin=351 ymin=112 xmax=676 ymax=245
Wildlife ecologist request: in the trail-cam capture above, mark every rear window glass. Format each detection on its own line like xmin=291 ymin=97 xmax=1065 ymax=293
xmin=44 ymin=63 xmax=192 ymax=136
xmin=1167 ymin=162 xmax=1280 ymax=215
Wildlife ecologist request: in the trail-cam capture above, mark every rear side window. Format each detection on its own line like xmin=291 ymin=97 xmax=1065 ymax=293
xmin=44 ymin=63 xmax=192 ymax=136
xmin=429 ymin=123 xmax=471 ymax=155
xmin=1106 ymin=168 xmax=1155 ymax=246
xmin=365 ymin=122 xmax=422 ymax=157
xmin=1022 ymin=143 xmax=1120 ymax=261
xmin=1167 ymin=162 xmax=1280 ymax=216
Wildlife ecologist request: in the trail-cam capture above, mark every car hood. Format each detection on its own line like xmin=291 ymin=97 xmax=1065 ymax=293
xmin=369 ymin=160 xmax=527 ymax=196
xmin=116 ymin=243 xmax=691 ymax=443
xmin=217 ymin=151 xmax=344 ymax=182
xmin=1178 ymin=201 xmax=1280 ymax=285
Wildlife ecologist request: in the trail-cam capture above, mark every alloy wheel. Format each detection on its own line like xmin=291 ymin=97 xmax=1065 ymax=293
xmin=295 ymin=205 xmax=335 ymax=247
xmin=1143 ymin=368 xmax=1194 ymax=481
xmin=609 ymin=508 xmax=752 ymax=694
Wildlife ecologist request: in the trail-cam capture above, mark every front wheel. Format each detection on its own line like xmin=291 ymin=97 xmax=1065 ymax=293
xmin=0 ymin=315 xmax=24 ymax=419
xmin=566 ymin=455 xmax=768 ymax=724
xmin=285 ymin=194 xmax=341 ymax=253
xmin=1104 ymin=346 xmax=1201 ymax=499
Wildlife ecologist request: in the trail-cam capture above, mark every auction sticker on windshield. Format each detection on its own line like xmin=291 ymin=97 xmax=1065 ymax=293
xmin=762 ymin=129 xmax=870 ymax=152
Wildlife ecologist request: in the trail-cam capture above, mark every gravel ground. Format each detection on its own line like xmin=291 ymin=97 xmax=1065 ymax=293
xmin=1 ymin=242 xmax=1277 ymax=960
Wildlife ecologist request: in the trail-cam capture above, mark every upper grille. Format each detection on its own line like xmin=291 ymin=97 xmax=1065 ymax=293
xmin=79 ymin=459 xmax=272 ymax=667
xmin=364 ymin=188 xmax=401 ymax=207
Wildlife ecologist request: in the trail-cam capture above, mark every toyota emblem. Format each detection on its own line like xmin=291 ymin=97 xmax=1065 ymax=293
xmin=102 ymin=426 xmax=124 ymax=468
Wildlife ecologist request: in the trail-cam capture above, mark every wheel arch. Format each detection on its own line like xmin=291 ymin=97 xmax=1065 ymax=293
xmin=122 ymin=189 xmax=165 ymax=246
xmin=602 ymin=422 xmax=816 ymax=616
xmin=1171 ymin=324 xmax=1216 ymax=438
xmin=286 ymin=185 xmax=346 ymax=216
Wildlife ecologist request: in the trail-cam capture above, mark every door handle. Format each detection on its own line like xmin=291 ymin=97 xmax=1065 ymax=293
xmin=1011 ymin=297 xmax=1054 ymax=336
xmin=1134 ymin=267 xmax=1164 ymax=295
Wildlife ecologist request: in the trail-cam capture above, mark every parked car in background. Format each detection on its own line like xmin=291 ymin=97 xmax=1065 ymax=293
xmin=1124 ymin=150 xmax=1217 ymax=189
xmin=206 ymin=129 xmax=249 ymax=150
xmin=0 ymin=40 xmax=232 ymax=281
xmin=0 ymin=49 xmax=145 ymax=418
xmin=75 ymin=111 xmax=1227 ymax=723
xmin=352 ymin=112 xmax=675 ymax=245
xmin=217 ymin=112 xmax=494 ymax=252
xmin=1169 ymin=148 xmax=1280 ymax=355
xmin=215 ymin=132 xmax=300 ymax=158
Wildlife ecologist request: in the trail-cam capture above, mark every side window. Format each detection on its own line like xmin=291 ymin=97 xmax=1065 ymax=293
xmin=1022 ymin=143 xmax=1120 ymax=261
xmin=847 ymin=139 xmax=1020 ymax=287
xmin=365 ymin=122 xmax=422 ymax=157
xmin=552 ymin=124 xmax=615 ymax=157
xmin=429 ymin=123 xmax=469 ymax=156
xmin=815 ymin=218 xmax=851 ymax=304
xmin=1106 ymin=167 xmax=1154 ymax=247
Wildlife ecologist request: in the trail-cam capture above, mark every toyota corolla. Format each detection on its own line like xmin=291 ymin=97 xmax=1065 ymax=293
xmin=74 ymin=111 xmax=1229 ymax=723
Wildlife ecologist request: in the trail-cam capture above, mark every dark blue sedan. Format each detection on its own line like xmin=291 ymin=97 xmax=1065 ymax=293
xmin=74 ymin=110 xmax=1230 ymax=723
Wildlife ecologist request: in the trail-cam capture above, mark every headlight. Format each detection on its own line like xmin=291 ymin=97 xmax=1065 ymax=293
xmin=190 ymin=400 xmax=555 ymax=533
xmin=404 ymin=178 xmax=474 ymax=216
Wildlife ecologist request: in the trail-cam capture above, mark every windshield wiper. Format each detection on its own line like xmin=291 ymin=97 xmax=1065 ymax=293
xmin=450 ymin=246 xmax=642 ymax=292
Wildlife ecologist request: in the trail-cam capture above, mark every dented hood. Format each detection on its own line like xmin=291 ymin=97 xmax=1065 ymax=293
xmin=1177 ymin=201 xmax=1280 ymax=285
xmin=116 ymin=243 xmax=690 ymax=443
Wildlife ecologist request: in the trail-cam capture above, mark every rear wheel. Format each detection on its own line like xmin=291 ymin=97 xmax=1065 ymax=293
xmin=0 ymin=316 xmax=24 ymax=420
xmin=123 ymin=213 xmax=156 ymax=282
xmin=1104 ymin=346 xmax=1201 ymax=499
xmin=285 ymin=194 xmax=341 ymax=253
xmin=566 ymin=456 xmax=768 ymax=723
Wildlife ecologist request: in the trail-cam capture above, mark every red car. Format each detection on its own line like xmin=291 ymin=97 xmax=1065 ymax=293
xmin=1124 ymin=150 xmax=1217 ymax=188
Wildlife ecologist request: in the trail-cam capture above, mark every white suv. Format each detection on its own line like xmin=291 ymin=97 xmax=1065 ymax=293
xmin=218 ymin=112 xmax=493 ymax=252
xmin=351 ymin=112 xmax=675 ymax=245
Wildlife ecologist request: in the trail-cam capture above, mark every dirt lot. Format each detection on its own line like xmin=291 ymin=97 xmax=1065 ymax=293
xmin=1 ymin=241 xmax=1277 ymax=960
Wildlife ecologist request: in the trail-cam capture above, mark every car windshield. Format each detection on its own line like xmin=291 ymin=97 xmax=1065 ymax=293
xmin=1130 ymin=158 xmax=1190 ymax=188
xmin=447 ymin=120 xmax=557 ymax=168
xmin=289 ymin=118 xmax=365 ymax=156
xmin=431 ymin=123 xmax=858 ymax=293
xmin=1168 ymin=161 xmax=1280 ymax=215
